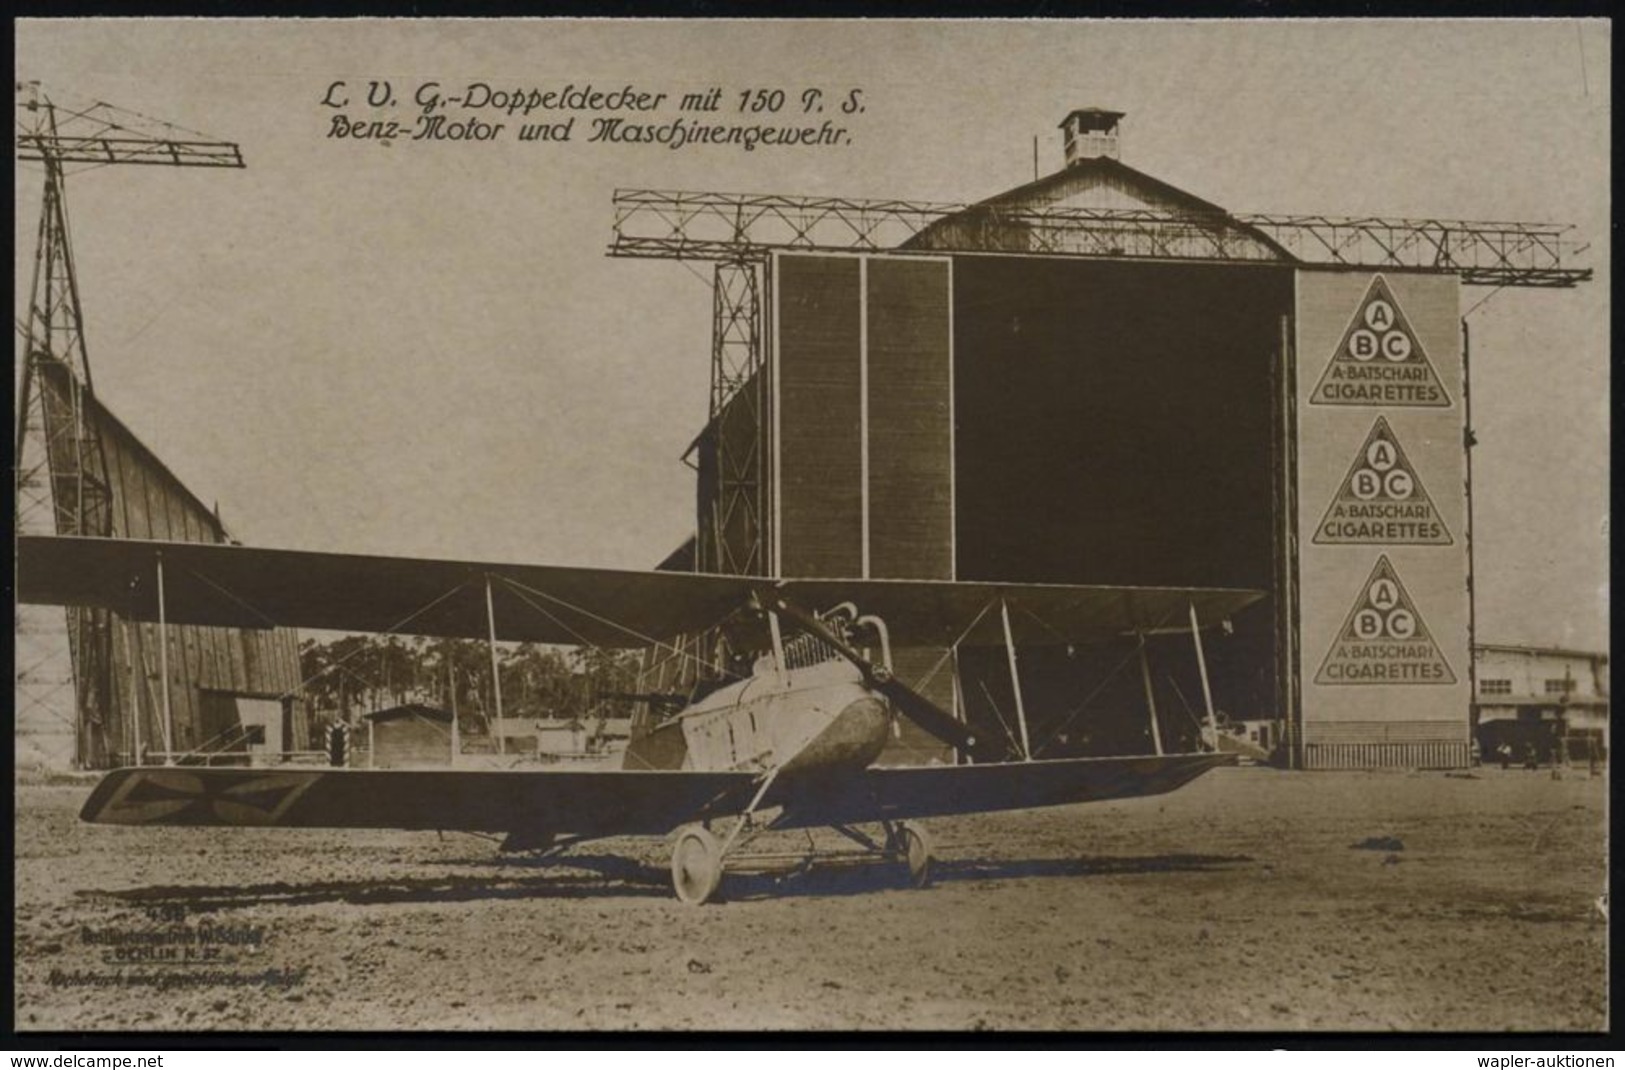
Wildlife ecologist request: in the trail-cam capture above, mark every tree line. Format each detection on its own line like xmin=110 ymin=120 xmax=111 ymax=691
xmin=297 ymin=634 xmax=641 ymax=733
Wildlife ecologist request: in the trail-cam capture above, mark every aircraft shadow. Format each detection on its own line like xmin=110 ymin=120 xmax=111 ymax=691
xmin=81 ymin=852 xmax=1251 ymax=911
xmin=80 ymin=854 xmax=670 ymax=913
xmin=721 ymin=851 xmax=1256 ymax=902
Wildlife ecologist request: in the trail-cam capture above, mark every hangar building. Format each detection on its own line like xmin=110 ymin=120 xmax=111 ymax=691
xmin=18 ymin=355 xmax=311 ymax=768
xmin=1472 ymin=643 xmax=1609 ymax=762
xmin=671 ymin=109 xmax=1475 ymax=770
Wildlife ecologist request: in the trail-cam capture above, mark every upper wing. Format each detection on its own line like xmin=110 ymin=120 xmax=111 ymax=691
xmin=780 ymin=577 xmax=1263 ymax=647
xmin=18 ymin=534 xmax=1263 ymax=647
xmin=79 ymin=765 xmax=760 ymax=837
xmin=17 ymin=535 xmax=758 ymax=646
xmin=773 ymin=752 xmax=1234 ymax=829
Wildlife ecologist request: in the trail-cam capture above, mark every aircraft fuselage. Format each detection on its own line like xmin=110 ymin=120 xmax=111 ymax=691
xmin=624 ymin=657 xmax=892 ymax=777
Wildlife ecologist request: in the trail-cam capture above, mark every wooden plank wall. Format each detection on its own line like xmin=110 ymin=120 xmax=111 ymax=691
xmin=39 ymin=372 xmax=309 ymax=765
xmin=866 ymin=257 xmax=954 ymax=581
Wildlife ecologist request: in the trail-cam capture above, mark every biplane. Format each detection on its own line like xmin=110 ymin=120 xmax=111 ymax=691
xmin=18 ymin=534 xmax=1260 ymax=904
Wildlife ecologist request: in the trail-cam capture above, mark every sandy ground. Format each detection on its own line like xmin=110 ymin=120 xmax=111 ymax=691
xmin=11 ymin=764 xmax=1608 ymax=1033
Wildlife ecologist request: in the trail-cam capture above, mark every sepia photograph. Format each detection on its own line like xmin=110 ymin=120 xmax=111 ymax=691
xmin=11 ymin=18 xmax=1609 ymax=1035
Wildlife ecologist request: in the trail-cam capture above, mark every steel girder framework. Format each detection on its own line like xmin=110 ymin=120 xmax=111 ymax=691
xmin=711 ymin=261 xmax=762 ymax=418
xmin=608 ymin=189 xmax=1591 ymax=289
xmin=1247 ymin=214 xmax=1590 ymax=289
xmin=701 ymin=260 xmax=768 ymax=578
xmin=15 ymin=135 xmax=244 ymax=168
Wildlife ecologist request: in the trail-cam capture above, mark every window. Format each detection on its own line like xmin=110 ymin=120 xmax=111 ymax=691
xmin=1544 ymin=678 xmax=1574 ymax=695
xmin=1480 ymin=679 xmax=1512 ymax=696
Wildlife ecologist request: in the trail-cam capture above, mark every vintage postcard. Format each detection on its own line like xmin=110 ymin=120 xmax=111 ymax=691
xmin=12 ymin=18 xmax=1609 ymax=1035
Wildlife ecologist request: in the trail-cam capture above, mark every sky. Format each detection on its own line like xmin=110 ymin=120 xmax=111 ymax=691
xmin=13 ymin=19 xmax=1610 ymax=652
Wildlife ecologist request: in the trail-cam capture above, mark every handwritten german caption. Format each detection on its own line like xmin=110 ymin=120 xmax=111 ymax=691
xmin=321 ymin=80 xmax=869 ymax=151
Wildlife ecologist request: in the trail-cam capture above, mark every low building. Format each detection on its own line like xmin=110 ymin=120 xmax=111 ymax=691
xmin=493 ymin=716 xmax=632 ymax=760
xmin=492 ymin=717 xmax=586 ymax=757
xmin=594 ymin=716 xmax=632 ymax=750
xmin=1472 ymin=644 xmax=1608 ymax=763
xmin=362 ymin=704 xmax=454 ymax=768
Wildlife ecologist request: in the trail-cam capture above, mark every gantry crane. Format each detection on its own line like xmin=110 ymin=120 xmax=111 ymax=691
xmin=609 ymin=189 xmax=1592 ymax=286
xmin=13 ymin=82 xmax=243 ymax=766
xmin=606 ymin=186 xmax=1592 ymax=581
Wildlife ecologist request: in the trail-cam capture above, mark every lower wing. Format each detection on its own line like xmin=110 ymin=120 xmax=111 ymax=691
xmin=79 ymin=765 xmax=759 ymax=838
xmin=81 ymin=753 xmax=1231 ymax=837
xmin=775 ymin=752 xmax=1234 ymax=828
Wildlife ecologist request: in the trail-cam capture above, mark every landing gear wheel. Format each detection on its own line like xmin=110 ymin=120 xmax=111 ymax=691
xmin=901 ymin=822 xmax=932 ymax=888
xmin=671 ymin=824 xmax=724 ymax=905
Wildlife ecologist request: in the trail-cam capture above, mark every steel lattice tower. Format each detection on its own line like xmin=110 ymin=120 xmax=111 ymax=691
xmin=704 ymin=259 xmax=767 ymax=577
xmin=13 ymin=82 xmax=243 ymax=766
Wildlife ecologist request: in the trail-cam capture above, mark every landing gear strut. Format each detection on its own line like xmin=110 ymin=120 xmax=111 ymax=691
xmin=667 ymin=818 xmax=934 ymax=904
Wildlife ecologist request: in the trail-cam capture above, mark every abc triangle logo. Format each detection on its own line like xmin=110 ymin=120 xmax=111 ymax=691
xmin=1310 ymin=275 xmax=1452 ymax=408
xmin=1313 ymin=416 xmax=1452 ymax=546
xmin=1315 ymin=555 xmax=1456 ymax=686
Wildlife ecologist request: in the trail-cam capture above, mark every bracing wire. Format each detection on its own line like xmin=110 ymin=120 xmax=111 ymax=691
xmin=495 ymin=572 xmax=745 ymax=683
xmin=183 ymin=567 xmax=282 ymax=629
xmin=147 ymin=563 xmax=472 ymax=760
xmin=1032 ymin=600 xmax=1186 ymax=757
xmin=975 ymin=679 xmax=1024 ymax=758
xmin=909 ymin=597 xmax=996 ymax=694
xmin=493 ymin=577 xmax=604 ymax=653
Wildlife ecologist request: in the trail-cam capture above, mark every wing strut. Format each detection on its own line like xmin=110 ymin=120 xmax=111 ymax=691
xmin=118 ymin=618 xmax=141 ymax=765
xmin=484 ymin=575 xmax=506 ymax=757
xmin=1188 ymin=601 xmax=1220 ymax=752
xmin=1136 ymin=631 xmax=1164 ymax=757
xmin=155 ymin=551 xmax=175 ymax=763
xmin=999 ymin=599 xmax=1033 ymax=762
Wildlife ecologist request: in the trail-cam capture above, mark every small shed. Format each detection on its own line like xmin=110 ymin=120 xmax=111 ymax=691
xmin=363 ymin=704 xmax=454 ymax=768
xmin=534 ymin=718 xmax=587 ymax=756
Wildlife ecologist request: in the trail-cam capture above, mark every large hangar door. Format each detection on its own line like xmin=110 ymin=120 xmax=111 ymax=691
xmin=951 ymin=257 xmax=1291 ymax=754
xmin=772 ymin=254 xmax=955 ymax=581
xmin=774 ymin=255 xmax=864 ymax=578
xmin=866 ymin=258 xmax=955 ymax=582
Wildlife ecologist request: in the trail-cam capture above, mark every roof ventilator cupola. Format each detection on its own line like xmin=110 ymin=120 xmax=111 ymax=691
xmin=1060 ymin=107 xmax=1125 ymax=166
